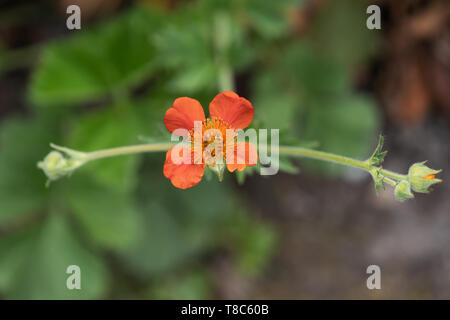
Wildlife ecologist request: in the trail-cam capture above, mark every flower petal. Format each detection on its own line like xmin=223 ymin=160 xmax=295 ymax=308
xmin=209 ymin=91 xmax=254 ymax=129
xmin=164 ymin=97 xmax=206 ymax=136
xmin=227 ymin=142 xmax=258 ymax=172
xmin=163 ymin=147 xmax=204 ymax=189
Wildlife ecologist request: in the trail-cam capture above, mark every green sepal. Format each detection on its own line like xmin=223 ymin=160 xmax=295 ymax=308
xmin=368 ymin=135 xmax=387 ymax=166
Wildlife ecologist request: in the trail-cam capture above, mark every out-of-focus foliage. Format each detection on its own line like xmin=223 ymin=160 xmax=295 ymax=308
xmin=30 ymin=8 xmax=164 ymax=106
xmin=0 ymin=44 xmax=5 ymax=74
xmin=0 ymin=117 xmax=55 ymax=224
xmin=0 ymin=0 xmax=379 ymax=299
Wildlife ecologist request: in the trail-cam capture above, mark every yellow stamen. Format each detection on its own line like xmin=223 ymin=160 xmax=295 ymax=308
xmin=188 ymin=117 xmax=236 ymax=166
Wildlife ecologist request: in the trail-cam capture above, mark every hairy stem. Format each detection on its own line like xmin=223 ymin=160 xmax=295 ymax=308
xmin=277 ymin=146 xmax=370 ymax=171
xmin=379 ymin=168 xmax=408 ymax=181
xmin=276 ymin=145 xmax=402 ymax=187
xmin=86 ymin=144 xmax=373 ymax=172
xmin=86 ymin=143 xmax=173 ymax=161
xmin=43 ymin=142 xmax=407 ymax=190
xmin=213 ymin=11 xmax=234 ymax=92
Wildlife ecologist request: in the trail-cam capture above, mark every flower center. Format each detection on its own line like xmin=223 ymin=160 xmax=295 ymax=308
xmin=188 ymin=117 xmax=236 ymax=167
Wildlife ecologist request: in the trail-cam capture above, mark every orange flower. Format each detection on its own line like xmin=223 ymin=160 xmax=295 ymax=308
xmin=163 ymin=91 xmax=258 ymax=189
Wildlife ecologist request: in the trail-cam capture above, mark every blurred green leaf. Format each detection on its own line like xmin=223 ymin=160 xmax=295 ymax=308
xmin=252 ymin=73 xmax=299 ymax=130
xmin=68 ymin=107 xmax=141 ymax=191
xmin=68 ymin=174 xmax=140 ymax=250
xmin=278 ymin=156 xmax=300 ymax=174
xmin=133 ymin=90 xmax=174 ymax=138
xmin=148 ymin=270 xmax=212 ymax=300
xmin=119 ymin=164 xmax=235 ymax=277
xmin=168 ymin=63 xmax=217 ymax=93
xmin=0 ymin=227 xmax=38 ymax=292
xmin=155 ymin=5 xmax=253 ymax=93
xmin=1 ymin=213 xmax=107 ymax=299
xmin=309 ymin=0 xmax=379 ymax=69
xmin=0 ymin=118 xmax=54 ymax=224
xmin=154 ymin=17 xmax=210 ymax=69
xmin=30 ymin=6 xmax=163 ymax=106
xmin=120 ymin=202 xmax=202 ymax=277
xmin=281 ymin=43 xmax=351 ymax=99
xmin=303 ymin=95 xmax=380 ymax=175
xmin=154 ymin=15 xmax=217 ymax=94
xmin=235 ymin=163 xmax=261 ymax=185
xmin=221 ymin=210 xmax=277 ymax=276
xmin=252 ymin=42 xmax=351 ymax=133
xmin=0 ymin=44 xmax=5 ymax=74
xmin=245 ymin=0 xmax=297 ymax=39
xmin=368 ymin=134 xmax=387 ymax=166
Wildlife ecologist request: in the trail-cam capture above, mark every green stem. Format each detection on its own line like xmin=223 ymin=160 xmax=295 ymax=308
xmin=276 ymin=146 xmax=408 ymax=188
xmin=86 ymin=144 xmax=402 ymax=185
xmin=217 ymin=63 xmax=234 ymax=92
xmin=44 ymin=142 xmax=407 ymax=191
xmin=86 ymin=144 xmax=373 ymax=172
xmin=382 ymin=176 xmax=398 ymax=187
xmin=86 ymin=143 xmax=173 ymax=162
xmin=379 ymin=168 xmax=407 ymax=181
xmin=213 ymin=11 xmax=235 ymax=92
xmin=277 ymin=146 xmax=370 ymax=171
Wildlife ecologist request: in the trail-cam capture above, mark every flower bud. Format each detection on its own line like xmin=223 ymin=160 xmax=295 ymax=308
xmin=408 ymin=161 xmax=442 ymax=193
xmin=209 ymin=162 xmax=226 ymax=182
xmin=37 ymin=145 xmax=87 ymax=182
xmin=394 ymin=180 xmax=414 ymax=202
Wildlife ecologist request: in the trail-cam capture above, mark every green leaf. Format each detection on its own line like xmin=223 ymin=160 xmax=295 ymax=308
xmin=236 ymin=222 xmax=276 ymax=276
xmin=253 ymin=42 xmax=351 ymax=115
xmin=155 ymin=6 xmax=252 ymax=93
xmin=154 ymin=20 xmax=211 ymax=70
xmin=308 ymin=0 xmax=379 ymax=69
xmin=68 ymin=108 xmax=141 ymax=191
xmin=1 ymin=213 xmax=107 ymax=299
xmin=30 ymin=6 xmax=163 ymax=106
xmin=252 ymin=74 xmax=299 ymax=130
xmin=154 ymin=15 xmax=217 ymax=94
xmin=119 ymin=166 xmax=235 ymax=277
xmin=0 ymin=118 xmax=54 ymax=224
xmin=235 ymin=163 xmax=261 ymax=185
xmin=244 ymin=0 xmax=301 ymax=39
xmin=282 ymin=43 xmax=351 ymax=99
xmin=368 ymin=135 xmax=387 ymax=166
xmin=0 ymin=227 xmax=37 ymax=292
xmin=167 ymin=63 xmax=217 ymax=93
xmin=278 ymin=156 xmax=300 ymax=174
xmin=120 ymin=202 xmax=201 ymax=278
xmin=302 ymin=95 xmax=380 ymax=175
xmin=67 ymin=174 xmax=140 ymax=250
xmin=220 ymin=210 xmax=277 ymax=276
xmin=372 ymin=167 xmax=386 ymax=195
xmin=148 ymin=270 xmax=212 ymax=300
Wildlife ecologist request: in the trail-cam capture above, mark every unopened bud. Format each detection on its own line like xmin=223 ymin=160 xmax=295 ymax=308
xmin=408 ymin=161 xmax=442 ymax=193
xmin=37 ymin=145 xmax=87 ymax=183
xmin=394 ymin=180 xmax=414 ymax=202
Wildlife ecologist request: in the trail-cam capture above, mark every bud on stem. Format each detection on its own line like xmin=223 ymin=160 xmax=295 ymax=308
xmin=394 ymin=180 xmax=414 ymax=202
xmin=37 ymin=144 xmax=88 ymax=185
xmin=408 ymin=161 xmax=442 ymax=193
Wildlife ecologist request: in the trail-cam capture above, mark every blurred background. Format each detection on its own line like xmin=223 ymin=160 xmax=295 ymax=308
xmin=0 ymin=0 xmax=449 ymax=299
